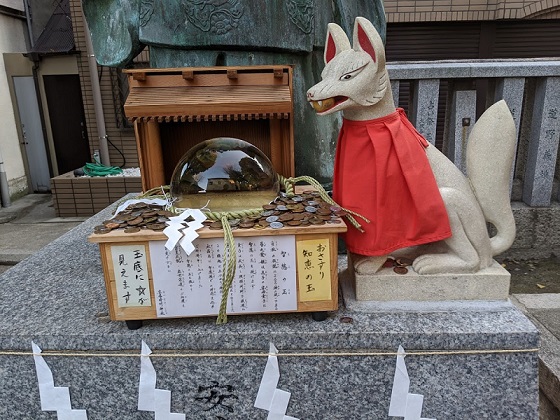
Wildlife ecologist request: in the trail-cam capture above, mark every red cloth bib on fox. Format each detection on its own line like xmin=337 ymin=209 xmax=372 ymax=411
xmin=332 ymin=108 xmax=452 ymax=256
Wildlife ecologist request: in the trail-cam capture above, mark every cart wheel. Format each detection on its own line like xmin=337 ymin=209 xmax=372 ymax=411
xmin=311 ymin=311 xmax=328 ymax=322
xmin=126 ymin=320 xmax=143 ymax=330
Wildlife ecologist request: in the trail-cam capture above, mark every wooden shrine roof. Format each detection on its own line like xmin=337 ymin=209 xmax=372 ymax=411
xmin=123 ymin=66 xmax=293 ymax=122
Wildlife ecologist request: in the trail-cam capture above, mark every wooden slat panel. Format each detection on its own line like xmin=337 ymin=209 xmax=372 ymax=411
xmin=124 ymin=85 xmax=292 ymax=119
xmin=126 ymin=86 xmax=291 ymax=106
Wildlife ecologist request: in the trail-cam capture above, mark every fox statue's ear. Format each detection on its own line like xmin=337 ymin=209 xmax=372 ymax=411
xmin=324 ymin=23 xmax=351 ymax=64
xmin=352 ymin=17 xmax=386 ymax=67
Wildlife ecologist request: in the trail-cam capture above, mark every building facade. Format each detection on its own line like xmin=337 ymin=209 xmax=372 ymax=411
xmin=0 ymin=0 xmax=30 ymax=202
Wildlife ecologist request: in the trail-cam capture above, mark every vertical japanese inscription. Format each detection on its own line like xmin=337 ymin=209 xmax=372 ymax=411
xmin=296 ymin=238 xmax=331 ymax=301
xmin=149 ymin=236 xmax=297 ymax=317
xmin=111 ymin=244 xmax=152 ymax=307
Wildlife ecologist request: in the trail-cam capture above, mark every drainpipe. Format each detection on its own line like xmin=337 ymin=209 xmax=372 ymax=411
xmin=30 ymin=58 xmax=55 ymax=178
xmin=24 ymin=0 xmax=33 ymax=46
xmin=25 ymin=0 xmax=54 ymax=181
xmin=82 ymin=14 xmax=111 ymax=166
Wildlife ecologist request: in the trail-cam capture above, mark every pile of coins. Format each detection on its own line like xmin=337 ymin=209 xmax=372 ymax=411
xmin=93 ymin=202 xmax=175 ymax=234
xmin=383 ymin=257 xmax=414 ymax=275
xmin=204 ymin=191 xmax=346 ymax=231
xmin=93 ymin=192 xmax=347 ymax=235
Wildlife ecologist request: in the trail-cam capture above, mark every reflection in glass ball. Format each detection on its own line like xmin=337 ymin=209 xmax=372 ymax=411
xmin=170 ymin=138 xmax=280 ymax=212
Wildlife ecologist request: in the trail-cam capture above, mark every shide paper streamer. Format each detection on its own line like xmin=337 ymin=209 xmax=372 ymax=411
xmin=113 ymin=199 xmax=207 ymax=255
xmin=389 ymin=346 xmax=436 ymax=420
xmin=30 ymin=341 xmax=444 ymax=418
xmin=163 ymin=209 xmax=207 ymax=254
xmin=254 ymin=343 xmax=299 ymax=420
xmin=138 ymin=341 xmax=186 ymax=419
xmin=31 ymin=342 xmax=88 ymax=420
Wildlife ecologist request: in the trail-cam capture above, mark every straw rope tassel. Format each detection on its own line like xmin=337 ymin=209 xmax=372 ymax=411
xmin=284 ymin=175 xmax=370 ymax=232
xmin=216 ymin=215 xmax=237 ymax=324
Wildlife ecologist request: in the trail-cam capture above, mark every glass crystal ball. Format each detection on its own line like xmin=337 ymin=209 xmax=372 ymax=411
xmin=170 ymin=138 xmax=280 ymax=212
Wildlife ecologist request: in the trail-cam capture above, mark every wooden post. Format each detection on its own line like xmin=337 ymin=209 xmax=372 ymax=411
xmin=269 ymin=119 xmax=284 ymax=175
xmin=135 ymin=120 xmax=166 ymax=191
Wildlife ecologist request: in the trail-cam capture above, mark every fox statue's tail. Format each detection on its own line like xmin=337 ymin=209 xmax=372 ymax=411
xmin=466 ymin=100 xmax=517 ymax=256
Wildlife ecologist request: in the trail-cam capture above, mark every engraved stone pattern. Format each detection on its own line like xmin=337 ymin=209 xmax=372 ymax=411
xmin=286 ymin=0 xmax=314 ymax=34
xmin=138 ymin=0 xmax=312 ymax=52
xmin=140 ymin=0 xmax=155 ymax=27
xmin=446 ymin=89 xmax=476 ymax=174
xmin=183 ymin=0 xmax=244 ymax=34
xmin=523 ymin=77 xmax=560 ymax=206
xmin=411 ymin=79 xmax=439 ymax=145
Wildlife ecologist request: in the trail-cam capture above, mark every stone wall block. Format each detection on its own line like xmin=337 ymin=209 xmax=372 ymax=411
xmin=446 ymin=89 xmax=477 ymax=174
xmin=522 ymin=77 xmax=560 ymax=206
xmin=411 ymin=79 xmax=440 ymax=144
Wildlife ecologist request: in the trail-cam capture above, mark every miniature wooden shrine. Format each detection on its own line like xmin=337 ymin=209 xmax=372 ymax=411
xmin=123 ymin=66 xmax=295 ymax=191
xmin=89 ymin=209 xmax=345 ymax=326
xmin=89 ymin=66 xmax=346 ymax=327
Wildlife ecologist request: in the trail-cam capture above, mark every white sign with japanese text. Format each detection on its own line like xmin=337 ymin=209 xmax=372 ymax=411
xmin=111 ymin=244 xmax=151 ymax=308
xmin=149 ymin=236 xmax=297 ymax=318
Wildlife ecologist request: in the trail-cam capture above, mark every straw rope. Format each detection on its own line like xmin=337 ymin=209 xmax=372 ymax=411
xmin=2 ymin=348 xmax=539 ymax=358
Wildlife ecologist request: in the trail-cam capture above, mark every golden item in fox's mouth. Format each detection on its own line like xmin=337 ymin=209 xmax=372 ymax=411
xmin=310 ymin=98 xmax=335 ymax=112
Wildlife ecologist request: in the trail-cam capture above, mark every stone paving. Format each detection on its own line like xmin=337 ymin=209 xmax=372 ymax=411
xmin=0 ymin=194 xmax=84 ymax=269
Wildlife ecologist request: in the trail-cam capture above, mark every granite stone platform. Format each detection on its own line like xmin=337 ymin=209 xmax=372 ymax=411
xmin=0 ymin=204 xmax=540 ymax=419
xmin=349 ymin=255 xmax=511 ymax=302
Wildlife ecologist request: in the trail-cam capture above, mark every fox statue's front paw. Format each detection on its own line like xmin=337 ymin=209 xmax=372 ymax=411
xmin=349 ymin=253 xmax=388 ymax=275
xmin=412 ymin=253 xmax=480 ymax=275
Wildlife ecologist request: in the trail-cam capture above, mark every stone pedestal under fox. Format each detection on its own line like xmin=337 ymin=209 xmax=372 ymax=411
xmin=306 ymin=17 xmax=516 ymax=275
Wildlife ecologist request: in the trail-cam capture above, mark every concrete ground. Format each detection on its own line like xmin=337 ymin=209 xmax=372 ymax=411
xmin=0 ymin=194 xmax=85 ymax=271
xmin=0 ymin=194 xmax=559 ymax=418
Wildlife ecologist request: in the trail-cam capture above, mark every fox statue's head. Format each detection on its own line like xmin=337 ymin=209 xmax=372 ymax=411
xmin=307 ymin=17 xmax=393 ymax=119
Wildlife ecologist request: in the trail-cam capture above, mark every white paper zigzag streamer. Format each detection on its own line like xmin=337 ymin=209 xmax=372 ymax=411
xmin=32 ymin=340 xmax=439 ymax=418
xmin=163 ymin=209 xmax=207 ymax=255
xmin=389 ymin=346 xmax=436 ymax=420
xmin=31 ymin=342 xmax=88 ymax=420
xmin=138 ymin=341 xmax=186 ymax=420
xmin=254 ymin=343 xmax=299 ymax=420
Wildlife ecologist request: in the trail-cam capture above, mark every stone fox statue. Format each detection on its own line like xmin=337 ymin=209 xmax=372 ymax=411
xmin=306 ymin=17 xmax=517 ymax=275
